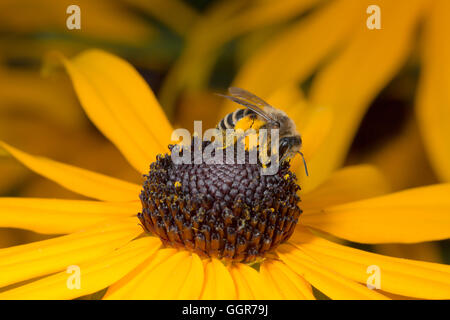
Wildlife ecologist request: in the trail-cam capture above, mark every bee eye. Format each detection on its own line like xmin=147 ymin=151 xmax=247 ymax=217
xmin=279 ymin=138 xmax=289 ymax=157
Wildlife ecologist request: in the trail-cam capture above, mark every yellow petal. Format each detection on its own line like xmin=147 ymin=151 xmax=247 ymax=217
xmin=231 ymin=0 xmax=364 ymax=100
xmin=104 ymin=247 xmax=175 ymax=300
xmin=277 ymin=243 xmax=389 ymax=300
xmin=0 ymin=218 xmax=141 ymax=288
xmin=260 ymin=259 xmax=315 ymax=300
xmin=289 ymin=228 xmax=450 ymax=299
xmin=175 ymin=253 xmax=205 ymax=299
xmin=229 ymin=263 xmax=275 ymax=299
xmin=0 ymin=141 xmax=141 ymax=201
xmin=416 ymin=0 xmax=450 ymax=182
xmin=160 ymin=0 xmax=322 ymax=112
xmin=125 ymin=250 xmax=204 ymax=299
xmin=0 ymin=237 xmax=160 ymax=300
xmin=50 ymin=49 xmax=172 ymax=173
xmin=0 ymin=198 xmax=139 ymax=234
xmin=230 ymin=263 xmax=282 ymax=300
xmin=266 ymin=84 xmax=307 ymax=116
xmin=106 ymin=247 xmax=204 ymax=300
xmin=306 ymin=0 xmax=426 ymax=191
xmin=297 ymin=105 xmax=333 ymax=163
xmin=223 ymin=0 xmax=323 ymax=42
xmin=301 ymin=165 xmax=390 ymax=213
xmin=0 ymin=0 xmax=154 ymax=43
xmin=301 ymin=184 xmax=450 ymax=243
xmin=130 ymin=250 xmax=189 ymax=299
xmin=253 ymin=263 xmax=285 ymax=300
xmin=200 ymin=258 xmax=237 ymax=299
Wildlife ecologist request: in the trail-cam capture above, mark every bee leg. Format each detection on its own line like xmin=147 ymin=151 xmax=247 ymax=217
xmin=249 ymin=114 xmax=257 ymax=128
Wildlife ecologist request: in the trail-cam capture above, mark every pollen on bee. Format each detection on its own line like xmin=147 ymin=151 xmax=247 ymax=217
xmin=283 ymin=174 xmax=290 ymax=180
xmin=224 ymin=122 xmax=260 ymax=151
xmin=174 ymin=181 xmax=182 ymax=188
xmin=234 ymin=116 xmax=265 ymax=131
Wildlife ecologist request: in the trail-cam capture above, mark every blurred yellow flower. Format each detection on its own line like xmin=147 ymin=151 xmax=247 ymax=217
xmin=226 ymin=0 xmax=450 ymax=186
xmin=159 ymin=0 xmax=324 ymax=115
xmin=0 ymin=0 xmax=201 ymax=72
xmin=0 ymin=50 xmax=449 ymax=299
xmin=0 ymin=0 xmax=155 ymax=41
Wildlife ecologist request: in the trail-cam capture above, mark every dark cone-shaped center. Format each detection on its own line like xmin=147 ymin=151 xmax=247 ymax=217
xmin=138 ymin=141 xmax=302 ymax=263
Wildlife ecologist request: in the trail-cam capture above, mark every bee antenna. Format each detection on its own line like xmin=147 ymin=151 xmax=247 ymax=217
xmin=297 ymin=151 xmax=309 ymax=177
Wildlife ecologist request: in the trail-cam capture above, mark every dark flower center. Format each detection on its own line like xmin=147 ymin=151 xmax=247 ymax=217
xmin=138 ymin=141 xmax=302 ymax=263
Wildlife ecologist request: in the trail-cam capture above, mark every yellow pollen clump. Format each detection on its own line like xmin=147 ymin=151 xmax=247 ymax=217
xmin=174 ymin=181 xmax=182 ymax=188
xmin=284 ymin=174 xmax=290 ymax=180
xmin=223 ymin=116 xmax=266 ymax=151
xmin=235 ymin=116 xmax=265 ymax=131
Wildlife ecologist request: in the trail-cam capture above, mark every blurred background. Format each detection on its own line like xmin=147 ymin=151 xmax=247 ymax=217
xmin=0 ymin=0 xmax=448 ymax=269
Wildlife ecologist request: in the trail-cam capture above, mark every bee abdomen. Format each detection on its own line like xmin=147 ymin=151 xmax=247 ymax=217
xmin=218 ymin=108 xmax=254 ymax=130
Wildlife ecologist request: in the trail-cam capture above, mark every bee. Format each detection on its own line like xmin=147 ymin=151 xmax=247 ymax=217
xmin=217 ymin=87 xmax=308 ymax=175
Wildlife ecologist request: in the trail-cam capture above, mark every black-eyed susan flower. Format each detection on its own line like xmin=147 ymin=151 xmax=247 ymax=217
xmin=1 ymin=49 xmax=450 ymax=300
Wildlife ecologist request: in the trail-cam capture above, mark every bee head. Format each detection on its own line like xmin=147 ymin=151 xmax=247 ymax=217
xmin=278 ymin=135 xmax=308 ymax=176
xmin=279 ymin=135 xmax=302 ymax=160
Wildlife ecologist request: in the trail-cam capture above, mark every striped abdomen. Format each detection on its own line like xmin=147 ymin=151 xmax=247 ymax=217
xmin=217 ymin=108 xmax=255 ymax=130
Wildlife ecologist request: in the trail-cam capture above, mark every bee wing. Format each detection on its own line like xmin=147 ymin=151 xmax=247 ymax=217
xmin=217 ymin=93 xmax=278 ymax=126
xmin=228 ymin=87 xmax=274 ymax=109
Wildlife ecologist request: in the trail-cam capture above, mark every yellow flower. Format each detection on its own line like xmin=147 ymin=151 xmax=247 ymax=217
xmin=1 ymin=49 xmax=450 ymax=300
